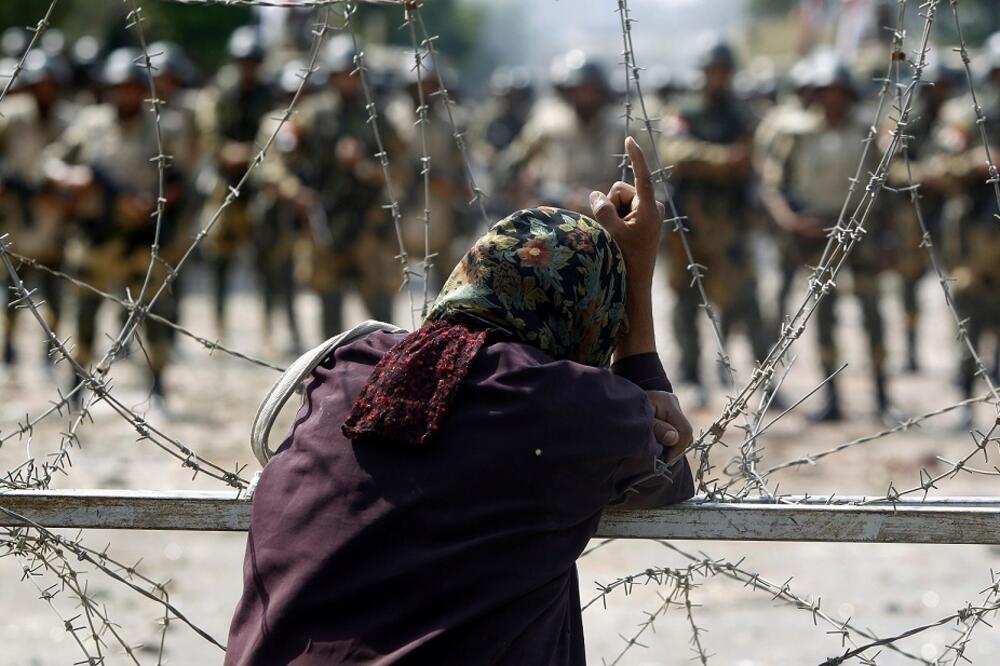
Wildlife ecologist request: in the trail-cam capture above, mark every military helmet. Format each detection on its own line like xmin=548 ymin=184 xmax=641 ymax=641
xmin=149 ymin=40 xmax=199 ymax=86
xmin=227 ymin=26 xmax=265 ymax=62
xmin=645 ymin=64 xmax=679 ymax=95
xmin=920 ymin=59 xmax=960 ymax=89
xmin=1 ymin=27 xmax=29 ymax=59
xmin=489 ymin=65 xmax=533 ymax=97
xmin=40 ymin=29 xmax=66 ymax=58
xmin=69 ymin=36 xmax=101 ymax=85
xmin=983 ymin=31 xmax=1000 ymax=75
xmin=324 ymin=34 xmax=357 ymax=74
xmin=550 ymin=50 xmax=609 ymax=93
xmin=788 ymin=57 xmax=815 ymax=93
xmin=810 ymin=53 xmax=855 ymax=94
xmin=102 ymin=47 xmax=146 ymax=86
xmin=277 ymin=58 xmax=327 ymax=94
xmin=695 ymin=35 xmax=737 ymax=70
xmin=20 ymin=48 xmax=71 ymax=87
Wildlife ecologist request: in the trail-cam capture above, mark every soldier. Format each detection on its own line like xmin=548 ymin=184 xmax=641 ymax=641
xmin=475 ymin=66 xmax=535 ymax=163
xmin=46 ymin=48 xmax=184 ymax=402
xmin=499 ymin=51 xmax=624 ymax=214
xmin=948 ymin=37 xmax=1000 ymax=416
xmin=284 ymin=36 xmax=400 ymax=338
xmin=388 ymin=53 xmax=471 ymax=288
xmin=760 ymin=56 xmax=893 ymax=421
xmin=659 ymin=37 xmax=768 ymax=404
xmin=149 ymin=41 xmax=202 ymax=348
xmin=246 ymin=58 xmax=316 ymax=355
xmin=884 ymin=61 xmax=960 ymax=372
xmin=471 ymin=67 xmax=534 ymax=219
xmin=197 ymin=26 xmax=274 ymax=338
xmin=0 ymin=50 xmax=75 ymax=367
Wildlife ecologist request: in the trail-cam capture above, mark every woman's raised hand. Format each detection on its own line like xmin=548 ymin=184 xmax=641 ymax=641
xmin=589 ymin=136 xmax=665 ymax=287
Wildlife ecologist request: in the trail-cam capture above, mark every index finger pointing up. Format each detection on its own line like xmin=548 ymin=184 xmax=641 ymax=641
xmin=625 ymin=136 xmax=655 ymax=203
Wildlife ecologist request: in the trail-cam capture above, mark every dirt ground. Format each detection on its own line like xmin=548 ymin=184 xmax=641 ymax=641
xmin=2 ymin=255 xmax=999 ymax=665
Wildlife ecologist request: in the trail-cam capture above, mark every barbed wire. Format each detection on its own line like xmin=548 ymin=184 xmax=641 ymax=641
xmin=679 ymin=0 xmax=940 ymax=503
xmin=0 ymin=0 xmax=60 ymax=110
xmin=2 ymin=0 xmax=1000 ymax=663
xmin=616 ymin=0 xmax=763 ymax=497
xmin=402 ymin=2 xmax=435 ymax=321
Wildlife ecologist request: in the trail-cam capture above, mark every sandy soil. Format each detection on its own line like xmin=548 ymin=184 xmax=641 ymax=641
xmin=1 ymin=257 xmax=999 ymax=666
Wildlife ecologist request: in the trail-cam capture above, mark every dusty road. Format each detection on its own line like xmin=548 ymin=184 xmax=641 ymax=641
xmin=2 ymin=259 xmax=999 ymax=665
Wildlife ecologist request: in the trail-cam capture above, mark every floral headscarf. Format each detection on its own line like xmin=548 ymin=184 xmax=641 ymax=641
xmin=427 ymin=206 xmax=627 ymax=367
xmin=344 ymin=207 xmax=627 ymax=446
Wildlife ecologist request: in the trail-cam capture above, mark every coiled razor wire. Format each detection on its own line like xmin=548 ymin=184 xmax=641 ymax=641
xmin=0 ymin=0 xmax=1000 ymax=663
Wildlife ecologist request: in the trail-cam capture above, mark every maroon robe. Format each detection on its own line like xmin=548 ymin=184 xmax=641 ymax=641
xmin=225 ymin=330 xmax=695 ymax=665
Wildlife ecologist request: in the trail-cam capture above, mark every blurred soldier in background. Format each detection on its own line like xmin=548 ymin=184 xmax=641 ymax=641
xmin=754 ymin=57 xmax=818 ymax=193
xmin=150 ymin=41 xmax=202 ymax=348
xmin=500 ymin=51 xmax=623 ymax=213
xmin=68 ymin=36 xmax=102 ymax=105
xmin=247 ymin=58 xmax=313 ymax=355
xmin=948 ymin=37 xmax=1000 ymax=415
xmin=0 ymin=50 xmax=75 ymax=367
xmin=0 ymin=27 xmax=29 ymax=61
xmin=473 ymin=66 xmax=534 ymax=217
xmin=390 ymin=54 xmax=469 ymax=287
xmin=288 ymin=36 xmax=399 ymax=338
xmin=884 ymin=61 xmax=961 ymax=372
xmin=197 ymin=26 xmax=274 ymax=338
xmin=643 ymin=64 xmax=685 ymax=122
xmin=761 ymin=56 xmax=893 ymax=421
xmin=474 ymin=66 xmax=535 ymax=163
xmin=660 ymin=37 xmax=766 ymax=405
xmin=45 ymin=48 xmax=184 ymax=402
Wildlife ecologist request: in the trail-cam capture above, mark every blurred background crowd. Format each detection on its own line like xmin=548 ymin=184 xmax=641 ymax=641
xmin=3 ymin=0 xmax=1000 ymax=427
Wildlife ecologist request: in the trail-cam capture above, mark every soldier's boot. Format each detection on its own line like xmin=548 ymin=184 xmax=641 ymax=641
xmin=808 ymin=376 xmax=843 ymax=423
xmin=2 ymin=312 xmax=16 ymax=365
xmin=905 ymin=328 xmax=919 ymax=373
xmin=151 ymin=371 xmax=165 ymax=399
xmin=957 ymin=372 xmax=976 ymax=431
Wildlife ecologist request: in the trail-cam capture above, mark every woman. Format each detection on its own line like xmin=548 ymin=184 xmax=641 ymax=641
xmin=226 ymin=138 xmax=695 ymax=665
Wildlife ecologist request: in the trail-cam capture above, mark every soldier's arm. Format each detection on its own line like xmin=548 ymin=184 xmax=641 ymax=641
xmin=659 ymin=113 xmax=749 ymax=180
xmin=757 ymin=131 xmax=803 ymax=234
xmin=194 ymin=87 xmax=223 ymax=161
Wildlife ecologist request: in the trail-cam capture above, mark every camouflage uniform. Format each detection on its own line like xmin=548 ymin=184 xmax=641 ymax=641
xmin=660 ymin=40 xmax=768 ymax=391
xmin=761 ymin=57 xmax=891 ymax=418
xmin=948 ymin=44 xmax=1000 ymax=399
xmin=472 ymin=66 xmax=535 ymax=218
xmin=387 ymin=60 xmax=472 ymax=289
xmin=500 ymin=53 xmax=623 ymax=214
xmin=247 ymin=59 xmax=317 ymax=353
xmin=884 ymin=63 xmax=960 ymax=372
xmin=150 ymin=41 xmax=202 ymax=349
xmin=196 ymin=26 xmax=274 ymax=335
xmin=0 ymin=51 xmax=75 ymax=365
xmin=279 ymin=38 xmax=401 ymax=338
xmin=47 ymin=48 xmax=184 ymax=397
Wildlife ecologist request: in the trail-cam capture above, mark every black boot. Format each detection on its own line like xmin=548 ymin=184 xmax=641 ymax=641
xmin=151 ymin=371 xmax=166 ymax=399
xmin=875 ymin=369 xmax=899 ymax=424
xmin=809 ymin=379 xmax=842 ymax=422
xmin=905 ymin=329 xmax=919 ymax=373
xmin=2 ymin=338 xmax=15 ymax=366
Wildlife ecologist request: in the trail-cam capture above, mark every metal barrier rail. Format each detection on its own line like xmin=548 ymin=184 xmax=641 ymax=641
xmin=3 ymin=490 xmax=999 ymax=543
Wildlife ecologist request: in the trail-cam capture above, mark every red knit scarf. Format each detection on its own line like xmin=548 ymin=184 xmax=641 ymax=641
xmin=342 ymin=320 xmax=492 ymax=446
